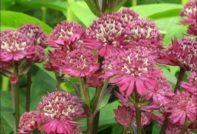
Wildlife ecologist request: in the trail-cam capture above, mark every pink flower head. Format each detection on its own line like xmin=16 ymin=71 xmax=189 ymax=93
xmin=125 ymin=19 xmax=162 ymax=47
xmin=38 ymin=91 xmax=85 ymax=120
xmin=38 ymin=91 xmax=84 ymax=134
xmin=115 ymin=8 xmax=139 ymax=26
xmin=159 ymin=38 xmax=197 ymax=70
xmin=86 ymin=14 xmax=126 ymax=57
xmin=181 ymin=71 xmax=197 ymax=95
xmin=45 ymin=49 xmax=67 ymax=71
xmin=26 ymin=45 xmax=46 ymax=63
xmin=145 ymin=77 xmax=174 ymax=106
xmin=18 ymin=111 xmax=42 ymax=134
xmin=180 ymin=0 xmax=197 ymax=35
xmin=72 ymin=127 xmax=83 ymax=134
xmin=165 ymin=123 xmax=192 ymax=134
xmin=114 ymin=105 xmax=134 ymax=127
xmin=48 ymin=21 xmax=84 ymax=48
xmin=61 ymin=49 xmax=99 ymax=77
xmin=18 ymin=24 xmax=48 ymax=48
xmin=103 ymin=48 xmax=161 ymax=96
xmin=166 ymin=91 xmax=197 ymax=125
xmin=0 ymin=31 xmax=32 ymax=62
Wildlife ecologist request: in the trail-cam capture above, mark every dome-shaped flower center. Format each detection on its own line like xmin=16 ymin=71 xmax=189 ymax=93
xmin=90 ymin=15 xmax=124 ymax=47
xmin=1 ymin=31 xmax=29 ymax=52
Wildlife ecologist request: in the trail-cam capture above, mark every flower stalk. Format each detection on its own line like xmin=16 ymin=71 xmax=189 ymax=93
xmin=25 ymin=68 xmax=32 ymax=111
xmin=11 ymin=62 xmax=20 ymax=129
xmin=134 ymin=91 xmax=142 ymax=134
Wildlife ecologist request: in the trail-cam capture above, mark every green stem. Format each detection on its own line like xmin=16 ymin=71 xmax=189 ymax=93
xmin=122 ymin=127 xmax=131 ymax=134
xmin=11 ymin=63 xmax=20 ymax=129
xmin=174 ymin=68 xmax=185 ymax=92
xmin=134 ymin=92 xmax=142 ymax=134
xmin=179 ymin=123 xmax=188 ymax=134
xmin=79 ymin=77 xmax=90 ymax=108
xmin=41 ymin=0 xmax=46 ymax=22
xmin=25 ymin=69 xmax=32 ymax=112
xmin=132 ymin=0 xmax=137 ymax=6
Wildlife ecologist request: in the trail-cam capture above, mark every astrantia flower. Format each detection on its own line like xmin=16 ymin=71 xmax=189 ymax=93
xmin=159 ymin=38 xmax=197 ymax=70
xmin=87 ymin=72 xmax=103 ymax=87
xmin=18 ymin=24 xmax=48 ymax=48
xmin=114 ymin=105 xmax=134 ymax=127
xmin=166 ymin=91 xmax=197 ymax=125
xmin=0 ymin=31 xmax=32 ymax=62
xmin=45 ymin=49 xmax=67 ymax=71
xmin=165 ymin=123 xmax=192 ymax=134
xmin=18 ymin=111 xmax=42 ymax=134
xmin=38 ymin=91 xmax=84 ymax=134
xmin=61 ymin=49 xmax=99 ymax=77
xmin=86 ymin=14 xmax=126 ymax=57
xmin=180 ymin=0 xmax=197 ymax=35
xmin=115 ymin=8 xmax=139 ymax=26
xmin=48 ymin=21 xmax=84 ymax=48
xmin=145 ymin=77 xmax=174 ymax=106
xmin=125 ymin=19 xmax=162 ymax=47
xmin=103 ymin=48 xmax=161 ymax=96
xmin=181 ymin=71 xmax=197 ymax=95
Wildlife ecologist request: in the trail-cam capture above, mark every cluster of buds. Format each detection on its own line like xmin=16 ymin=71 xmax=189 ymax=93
xmin=18 ymin=91 xmax=84 ymax=134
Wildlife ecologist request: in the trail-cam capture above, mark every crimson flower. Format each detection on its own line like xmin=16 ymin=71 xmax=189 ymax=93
xmin=103 ymin=48 xmax=161 ymax=96
xmin=0 ymin=31 xmax=32 ymax=62
xmin=158 ymin=38 xmax=197 ymax=70
xmin=180 ymin=0 xmax=197 ymax=35
xmin=18 ymin=24 xmax=48 ymax=48
xmin=85 ymin=14 xmax=126 ymax=57
xmin=165 ymin=91 xmax=197 ymax=125
xmin=37 ymin=91 xmax=85 ymax=134
xmin=181 ymin=71 xmax=197 ymax=96
xmin=48 ymin=21 xmax=84 ymax=49
xmin=125 ymin=19 xmax=162 ymax=47
xmin=61 ymin=48 xmax=99 ymax=77
xmin=18 ymin=111 xmax=42 ymax=134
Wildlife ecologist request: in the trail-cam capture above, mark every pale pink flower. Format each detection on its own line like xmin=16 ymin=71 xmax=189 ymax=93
xmin=18 ymin=24 xmax=48 ymax=48
xmin=61 ymin=49 xmax=99 ymax=77
xmin=103 ymin=48 xmax=161 ymax=96
xmin=166 ymin=91 xmax=197 ymax=125
xmin=114 ymin=105 xmax=134 ymax=127
xmin=48 ymin=21 xmax=84 ymax=48
xmin=38 ymin=91 xmax=85 ymax=134
xmin=0 ymin=31 xmax=32 ymax=62
xmin=18 ymin=111 xmax=42 ymax=134
xmin=181 ymin=71 xmax=197 ymax=95
xmin=158 ymin=38 xmax=197 ymax=70
xmin=145 ymin=77 xmax=174 ymax=106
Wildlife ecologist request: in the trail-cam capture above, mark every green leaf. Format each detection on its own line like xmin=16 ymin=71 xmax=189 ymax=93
xmin=0 ymin=10 xmax=52 ymax=33
xmin=132 ymin=4 xmax=182 ymax=18
xmin=69 ymin=1 xmax=96 ymax=26
xmin=112 ymin=124 xmax=122 ymax=134
xmin=30 ymin=65 xmax=56 ymax=110
xmin=152 ymin=122 xmax=161 ymax=134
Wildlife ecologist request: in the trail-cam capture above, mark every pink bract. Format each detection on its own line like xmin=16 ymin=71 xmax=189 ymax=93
xmin=103 ymin=48 xmax=161 ymax=96
xmin=158 ymin=38 xmax=197 ymax=70
xmin=61 ymin=48 xmax=99 ymax=77
xmin=181 ymin=71 xmax=197 ymax=95
xmin=166 ymin=91 xmax=197 ymax=125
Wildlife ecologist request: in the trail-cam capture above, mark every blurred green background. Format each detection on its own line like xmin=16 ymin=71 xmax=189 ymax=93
xmin=0 ymin=0 xmax=191 ymax=134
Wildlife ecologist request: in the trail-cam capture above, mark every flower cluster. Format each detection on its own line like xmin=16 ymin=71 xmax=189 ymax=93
xmin=18 ymin=91 xmax=84 ymax=134
xmin=180 ymin=0 xmax=197 ymax=35
xmin=159 ymin=38 xmax=197 ymax=70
